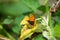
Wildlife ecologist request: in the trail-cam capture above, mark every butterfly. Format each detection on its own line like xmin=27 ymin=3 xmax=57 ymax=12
xmin=28 ymin=14 xmax=36 ymax=26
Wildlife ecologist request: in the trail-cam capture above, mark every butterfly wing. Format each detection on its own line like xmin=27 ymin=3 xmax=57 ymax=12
xmin=28 ymin=14 xmax=35 ymax=26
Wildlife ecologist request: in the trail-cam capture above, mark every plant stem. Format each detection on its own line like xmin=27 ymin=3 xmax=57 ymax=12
xmin=46 ymin=6 xmax=56 ymax=40
xmin=3 ymin=29 xmax=15 ymax=40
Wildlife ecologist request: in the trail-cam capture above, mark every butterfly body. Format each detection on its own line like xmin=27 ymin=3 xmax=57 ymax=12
xmin=28 ymin=20 xmax=34 ymax=25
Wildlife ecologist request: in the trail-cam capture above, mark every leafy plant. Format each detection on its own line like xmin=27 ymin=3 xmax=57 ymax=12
xmin=0 ymin=0 xmax=60 ymax=40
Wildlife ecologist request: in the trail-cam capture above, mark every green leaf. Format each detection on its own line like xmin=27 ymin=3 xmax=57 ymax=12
xmin=23 ymin=0 xmax=40 ymax=12
xmin=38 ymin=6 xmax=46 ymax=13
xmin=35 ymin=23 xmax=47 ymax=32
xmin=54 ymin=22 xmax=60 ymax=37
xmin=12 ymin=15 xmax=24 ymax=35
xmin=0 ymin=0 xmax=18 ymax=3
xmin=3 ymin=18 xmax=13 ymax=24
xmin=2 ymin=0 xmax=39 ymax=16
xmin=12 ymin=25 xmax=21 ymax=35
xmin=0 ymin=25 xmax=3 ymax=30
xmin=32 ymin=34 xmax=45 ymax=40
xmin=0 ymin=4 xmax=2 ymax=12
xmin=35 ymin=24 xmax=44 ymax=32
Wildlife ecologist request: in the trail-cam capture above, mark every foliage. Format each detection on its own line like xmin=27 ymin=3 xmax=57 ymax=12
xmin=0 ymin=0 xmax=60 ymax=40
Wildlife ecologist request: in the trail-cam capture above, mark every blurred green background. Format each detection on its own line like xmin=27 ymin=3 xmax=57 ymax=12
xmin=0 ymin=0 xmax=60 ymax=40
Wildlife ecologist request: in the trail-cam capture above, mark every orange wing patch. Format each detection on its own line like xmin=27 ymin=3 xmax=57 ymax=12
xmin=29 ymin=14 xmax=35 ymax=21
xmin=28 ymin=14 xmax=36 ymax=26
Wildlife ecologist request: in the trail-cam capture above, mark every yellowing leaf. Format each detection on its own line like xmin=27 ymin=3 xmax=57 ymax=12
xmin=31 ymin=24 xmax=38 ymax=31
xmin=20 ymin=15 xmax=38 ymax=40
xmin=20 ymin=24 xmax=38 ymax=40
xmin=20 ymin=16 xmax=29 ymax=25
xmin=20 ymin=27 xmax=33 ymax=40
xmin=21 ymin=25 xmax=27 ymax=34
xmin=0 ymin=35 xmax=9 ymax=40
